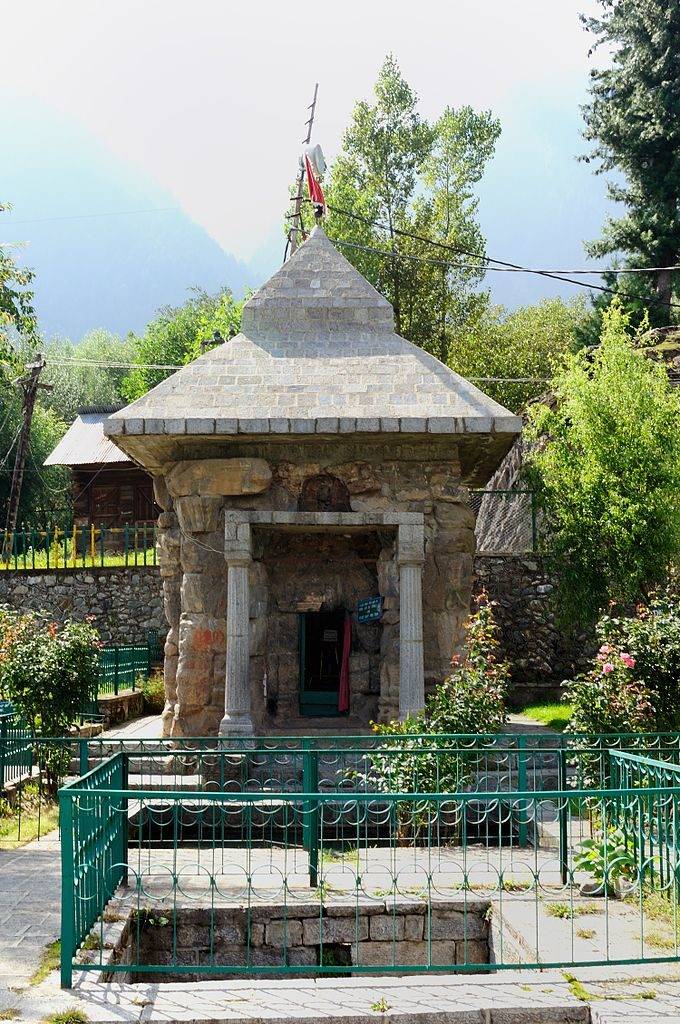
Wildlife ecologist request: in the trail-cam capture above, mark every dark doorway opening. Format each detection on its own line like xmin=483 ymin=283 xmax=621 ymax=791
xmin=299 ymin=610 xmax=347 ymax=717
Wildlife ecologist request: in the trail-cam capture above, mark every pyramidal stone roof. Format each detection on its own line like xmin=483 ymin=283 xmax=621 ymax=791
xmin=105 ymin=228 xmax=521 ymax=446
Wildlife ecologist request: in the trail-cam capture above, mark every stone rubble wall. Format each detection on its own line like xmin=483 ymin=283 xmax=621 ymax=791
xmin=116 ymin=900 xmax=490 ymax=982
xmin=0 ymin=567 xmax=164 ymax=644
xmin=473 ymin=554 xmax=593 ymax=703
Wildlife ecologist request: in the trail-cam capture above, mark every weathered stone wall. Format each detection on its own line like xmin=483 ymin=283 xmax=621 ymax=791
xmin=473 ymin=554 xmax=593 ymax=703
xmin=112 ymin=899 xmax=490 ymax=982
xmin=0 ymin=567 xmax=163 ymax=643
xmin=155 ymin=441 xmax=476 ymax=736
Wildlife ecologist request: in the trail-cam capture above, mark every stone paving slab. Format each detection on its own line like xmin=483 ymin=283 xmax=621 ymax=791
xmin=0 ymin=834 xmax=61 ymax=987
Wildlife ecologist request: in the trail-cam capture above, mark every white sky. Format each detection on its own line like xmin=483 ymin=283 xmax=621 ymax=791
xmin=3 ymin=0 xmax=602 ymax=262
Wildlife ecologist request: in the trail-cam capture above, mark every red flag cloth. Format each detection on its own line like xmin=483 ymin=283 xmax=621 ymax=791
xmin=338 ymin=612 xmax=351 ymax=714
xmin=305 ymin=155 xmax=326 ymax=207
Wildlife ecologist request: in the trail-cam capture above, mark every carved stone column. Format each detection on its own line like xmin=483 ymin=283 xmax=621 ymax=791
xmin=397 ymin=523 xmax=425 ymax=721
xmin=219 ymin=522 xmax=254 ymax=737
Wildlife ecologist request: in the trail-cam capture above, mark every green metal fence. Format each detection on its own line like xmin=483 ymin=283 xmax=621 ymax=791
xmin=58 ymin=742 xmax=680 ymax=987
xmin=3 ymin=730 xmax=680 ymax=849
xmin=0 ymin=523 xmax=157 ymax=571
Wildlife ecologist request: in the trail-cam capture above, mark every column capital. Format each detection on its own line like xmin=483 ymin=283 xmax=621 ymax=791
xmin=397 ymin=523 xmax=425 ymax=566
xmin=225 ymin=522 xmax=252 ymax=564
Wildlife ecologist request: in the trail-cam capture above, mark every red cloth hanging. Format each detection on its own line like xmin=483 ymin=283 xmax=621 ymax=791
xmin=338 ymin=612 xmax=351 ymax=713
xmin=305 ymin=155 xmax=326 ymax=209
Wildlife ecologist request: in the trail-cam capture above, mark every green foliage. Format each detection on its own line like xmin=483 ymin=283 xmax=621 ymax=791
xmin=121 ymin=288 xmax=244 ymax=401
xmin=41 ymin=330 xmax=136 ymax=423
xmin=0 ymin=360 xmax=70 ymax=525
xmin=138 ymin=670 xmax=165 ymax=714
xmin=526 ymin=301 xmax=680 ymax=625
xmin=0 ymin=202 xmax=38 ymax=348
xmin=596 ymin=587 xmax=680 ymax=729
xmin=563 ymin=640 xmax=656 ymax=737
xmin=365 ymin=595 xmax=509 ymax=794
xmin=449 ymin=297 xmax=586 ymax=413
xmin=324 ymin=55 xmax=500 ymax=359
xmin=574 ymin=828 xmax=638 ymax=892
xmin=581 ymin=1 xmax=680 ymax=323
xmin=0 ymin=608 xmax=99 ymax=741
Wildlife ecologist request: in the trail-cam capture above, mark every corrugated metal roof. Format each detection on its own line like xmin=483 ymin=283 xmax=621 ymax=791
xmin=44 ymin=412 xmax=132 ymax=467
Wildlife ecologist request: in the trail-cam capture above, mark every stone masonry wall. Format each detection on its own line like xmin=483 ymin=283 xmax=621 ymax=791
xmin=154 ymin=442 xmax=476 ymax=736
xmin=0 ymin=568 xmax=163 ymax=644
xmin=473 ymin=554 xmax=593 ymax=704
xmin=112 ymin=900 xmax=490 ymax=982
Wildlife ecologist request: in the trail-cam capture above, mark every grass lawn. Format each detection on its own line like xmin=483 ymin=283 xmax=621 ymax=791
xmin=514 ymin=702 xmax=573 ymax=731
xmin=0 ymin=784 xmax=60 ymax=849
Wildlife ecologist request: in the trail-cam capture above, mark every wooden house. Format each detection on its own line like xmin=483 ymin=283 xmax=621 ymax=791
xmin=44 ymin=406 xmax=157 ymax=527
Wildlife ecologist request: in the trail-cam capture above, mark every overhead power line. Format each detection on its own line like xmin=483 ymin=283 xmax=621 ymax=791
xmin=3 ymin=207 xmax=177 ymax=227
xmin=328 ymin=236 xmax=680 ymax=276
xmin=320 ymin=202 xmax=680 ymax=313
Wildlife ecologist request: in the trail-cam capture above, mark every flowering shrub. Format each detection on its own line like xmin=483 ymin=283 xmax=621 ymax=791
xmin=564 ymin=642 xmax=656 ymax=737
xmin=0 ymin=608 xmax=100 ymax=736
xmin=364 ymin=595 xmax=509 ymax=797
xmin=564 ymin=586 xmax=680 ymax=735
xmin=597 ymin=587 xmax=680 ymax=730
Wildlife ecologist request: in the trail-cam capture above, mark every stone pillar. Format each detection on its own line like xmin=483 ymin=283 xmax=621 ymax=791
xmin=397 ymin=523 xmax=425 ymax=721
xmin=219 ymin=522 xmax=254 ymax=737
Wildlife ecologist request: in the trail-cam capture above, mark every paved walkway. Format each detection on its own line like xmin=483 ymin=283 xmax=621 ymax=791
xmin=101 ymin=714 xmax=163 ymax=740
xmin=1 ymin=830 xmax=679 ymax=1022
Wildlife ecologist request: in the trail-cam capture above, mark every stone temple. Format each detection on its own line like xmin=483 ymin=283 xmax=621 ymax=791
xmin=105 ymin=228 xmax=521 ymax=737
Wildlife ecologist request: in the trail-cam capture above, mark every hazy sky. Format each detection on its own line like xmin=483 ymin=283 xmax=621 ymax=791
xmin=4 ymin=0 xmax=605 ymax=265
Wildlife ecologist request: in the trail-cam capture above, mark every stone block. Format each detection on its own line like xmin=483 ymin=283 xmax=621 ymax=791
xmin=175 ymin=496 xmax=223 ymax=533
xmin=455 ymin=938 xmax=488 ymax=964
xmin=369 ymin=915 xmax=405 ymax=941
xmin=264 ymin=919 xmax=303 ymax=946
xmin=404 ymin=914 xmax=424 ymax=941
xmin=430 ymin=908 xmax=488 ymax=941
xmin=302 ymin=916 xmax=369 ymax=944
xmin=351 ymin=940 xmax=457 ymax=967
xmin=167 ymin=458 xmax=272 ymax=498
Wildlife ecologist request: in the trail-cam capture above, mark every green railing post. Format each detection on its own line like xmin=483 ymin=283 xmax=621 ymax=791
xmin=120 ymin=753 xmax=129 ymax=885
xmin=59 ymin=791 xmax=75 ymax=988
xmin=78 ymin=738 xmax=88 ymax=777
xmin=558 ymin=741 xmax=568 ymax=885
xmin=517 ymin=735 xmax=528 ymax=847
xmin=302 ymin=740 xmax=319 ymax=887
xmin=114 ymin=647 xmax=119 ymax=696
xmin=0 ymin=716 xmax=6 ymax=789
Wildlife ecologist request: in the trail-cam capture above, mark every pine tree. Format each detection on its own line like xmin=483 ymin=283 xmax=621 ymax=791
xmin=581 ymin=1 xmax=680 ymax=323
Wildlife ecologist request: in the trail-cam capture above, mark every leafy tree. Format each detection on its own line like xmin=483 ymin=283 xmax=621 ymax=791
xmin=526 ymin=301 xmax=680 ymax=625
xmin=581 ymin=0 xmax=680 ymax=323
xmin=0 ymin=202 xmax=38 ymax=353
xmin=0 ymin=610 xmax=99 ymax=789
xmin=121 ymin=288 xmax=244 ymax=401
xmin=41 ymin=330 xmax=136 ymax=423
xmin=450 ymin=297 xmax=587 ymax=413
xmin=324 ymin=56 xmax=500 ymax=357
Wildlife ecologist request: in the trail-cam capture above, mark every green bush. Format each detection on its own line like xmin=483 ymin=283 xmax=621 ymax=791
xmin=564 ymin=586 xmax=680 ymax=736
xmin=0 ymin=609 xmax=99 ymax=736
xmin=138 ymin=671 xmax=165 ymax=714
xmin=0 ymin=608 xmax=99 ymax=791
xmin=596 ymin=586 xmax=680 ymax=730
xmin=364 ymin=594 xmax=509 ymax=795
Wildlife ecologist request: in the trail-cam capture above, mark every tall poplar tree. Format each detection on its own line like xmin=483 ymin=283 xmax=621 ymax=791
xmin=581 ymin=1 xmax=680 ymax=323
xmin=324 ymin=56 xmax=500 ymax=358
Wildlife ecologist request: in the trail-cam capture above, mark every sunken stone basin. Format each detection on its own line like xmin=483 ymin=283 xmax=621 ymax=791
xmin=107 ymin=899 xmax=491 ymax=982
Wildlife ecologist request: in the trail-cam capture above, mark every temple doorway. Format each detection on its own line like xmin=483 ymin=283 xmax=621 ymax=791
xmin=299 ymin=610 xmax=349 ymax=717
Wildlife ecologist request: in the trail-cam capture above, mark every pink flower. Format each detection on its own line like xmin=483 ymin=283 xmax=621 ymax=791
xmin=599 ymin=644 xmax=611 ymax=655
xmin=602 ymin=662 xmax=615 ymax=675
xmin=620 ymin=653 xmax=636 ymax=669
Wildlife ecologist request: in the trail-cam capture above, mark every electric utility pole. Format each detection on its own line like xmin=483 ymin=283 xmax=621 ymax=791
xmin=2 ymin=353 xmax=51 ymax=561
xmin=288 ymin=83 xmax=319 ymax=257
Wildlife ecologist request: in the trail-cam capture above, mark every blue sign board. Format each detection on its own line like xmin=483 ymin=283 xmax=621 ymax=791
xmin=357 ymin=596 xmax=383 ymax=623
